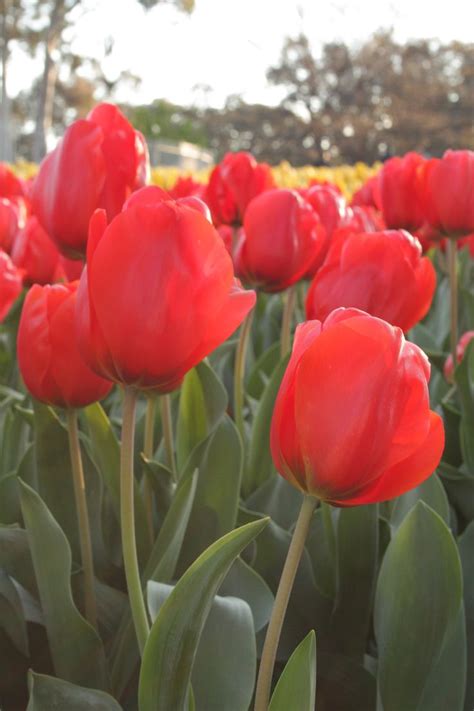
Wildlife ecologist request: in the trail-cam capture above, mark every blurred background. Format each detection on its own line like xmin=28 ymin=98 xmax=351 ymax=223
xmin=0 ymin=0 xmax=473 ymax=167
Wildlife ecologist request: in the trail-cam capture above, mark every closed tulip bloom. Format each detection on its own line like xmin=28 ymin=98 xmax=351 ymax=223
xmin=0 ymin=163 xmax=25 ymax=201
xmin=306 ymin=230 xmax=436 ymax=332
xmin=17 ymin=282 xmax=113 ymax=408
xmin=301 ymin=184 xmax=350 ymax=276
xmin=32 ymin=103 xmax=149 ymax=257
xmin=444 ymin=330 xmax=474 ymax=381
xmin=378 ymin=152 xmax=426 ymax=230
xmin=421 ymin=150 xmax=474 ymax=236
xmin=350 ymin=175 xmax=381 ymax=209
xmin=76 ymin=193 xmax=256 ymax=392
xmin=271 ymin=309 xmax=444 ymax=505
xmin=0 ymin=251 xmax=23 ymax=322
xmin=235 ymin=189 xmax=325 ymax=292
xmin=0 ymin=198 xmax=20 ymax=253
xmin=11 ymin=216 xmax=62 ymax=286
xmin=205 ymin=152 xmax=275 ymax=226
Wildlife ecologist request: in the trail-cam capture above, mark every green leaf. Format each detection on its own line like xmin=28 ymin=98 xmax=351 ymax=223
xmin=246 ymin=342 xmax=281 ymax=400
xmin=459 ymin=520 xmax=474 ymax=710
xmin=218 ymin=557 xmax=274 ymax=633
xmin=269 ymin=630 xmax=316 ymax=711
xmin=19 ymin=480 xmax=108 ymax=691
xmin=437 ymin=461 xmax=474 ymax=522
xmin=148 ymin=582 xmax=257 ymax=711
xmin=331 ymin=504 xmax=378 ymax=659
xmin=83 ymin=402 xmax=149 ymax=567
xmin=243 ymin=355 xmax=289 ymax=498
xmin=27 ymin=672 xmax=121 ymax=710
xmin=455 ymin=340 xmax=474 ymax=473
xmin=0 ymin=524 xmax=37 ymax=595
xmin=418 ymin=604 xmax=466 ymax=711
xmin=391 ymin=473 xmax=450 ymax=530
xmin=177 ymin=415 xmax=242 ymax=572
xmin=138 ymin=517 xmax=269 ymax=711
xmin=245 ymin=474 xmax=303 ymax=530
xmin=0 ymin=569 xmax=28 ymax=656
xmin=375 ymin=502 xmax=462 ymax=711
xmin=176 ymin=361 xmax=227 ymax=473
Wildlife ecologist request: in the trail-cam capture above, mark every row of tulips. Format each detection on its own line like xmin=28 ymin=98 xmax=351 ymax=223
xmin=0 ymin=102 xmax=473 ymax=711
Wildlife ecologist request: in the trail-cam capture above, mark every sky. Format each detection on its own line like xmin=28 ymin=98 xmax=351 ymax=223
xmin=8 ymin=0 xmax=474 ymax=108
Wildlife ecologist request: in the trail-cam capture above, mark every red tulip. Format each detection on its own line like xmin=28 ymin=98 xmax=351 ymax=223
xmin=444 ymin=330 xmax=474 ymax=381
xmin=350 ymin=175 xmax=381 ymax=209
xmin=32 ymin=102 xmax=149 ymax=258
xmin=301 ymin=184 xmax=350 ymax=275
xmin=271 ymin=309 xmax=444 ymax=505
xmin=0 ymin=251 xmax=23 ymax=321
xmin=0 ymin=163 xmax=25 ymax=201
xmin=421 ymin=150 xmax=474 ymax=236
xmin=59 ymin=255 xmax=85 ymax=282
xmin=168 ymin=175 xmax=205 ymax=200
xmin=378 ymin=153 xmax=426 ymax=230
xmin=306 ymin=230 xmax=435 ymax=332
xmin=76 ymin=190 xmax=256 ymax=392
xmin=17 ymin=281 xmax=112 ymax=408
xmin=235 ymin=189 xmax=325 ymax=292
xmin=205 ymin=152 xmax=275 ymax=226
xmin=11 ymin=216 xmax=62 ymax=286
xmin=0 ymin=198 xmax=21 ymax=253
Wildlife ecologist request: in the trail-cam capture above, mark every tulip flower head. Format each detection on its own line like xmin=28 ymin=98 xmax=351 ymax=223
xmin=11 ymin=216 xmax=63 ymax=286
xmin=306 ymin=229 xmax=436 ymax=332
xmin=0 ymin=250 xmax=23 ymax=322
xmin=17 ymin=281 xmax=113 ymax=408
xmin=444 ymin=330 xmax=474 ymax=381
xmin=32 ymin=103 xmax=150 ymax=258
xmin=378 ymin=152 xmax=426 ymax=231
xmin=271 ymin=309 xmax=444 ymax=505
xmin=76 ymin=188 xmax=256 ymax=392
xmin=421 ymin=150 xmax=474 ymax=236
xmin=205 ymin=152 xmax=275 ymax=226
xmin=235 ymin=189 xmax=326 ymax=292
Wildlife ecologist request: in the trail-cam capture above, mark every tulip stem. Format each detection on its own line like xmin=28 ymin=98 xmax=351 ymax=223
xmin=66 ymin=409 xmax=97 ymax=631
xmin=234 ymin=308 xmax=255 ymax=441
xmin=121 ymin=387 xmax=150 ymax=655
xmin=143 ymin=396 xmax=157 ymax=545
xmin=281 ymin=285 xmax=297 ymax=357
xmin=447 ymin=238 xmax=458 ymax=365
xmin=254 ymin=494 xmax=317 ymax=711
xmin=161 ymin=393 xmax=177 ymax=480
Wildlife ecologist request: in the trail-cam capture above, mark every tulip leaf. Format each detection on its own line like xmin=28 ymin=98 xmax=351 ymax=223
xmin=26 ymin=672 xmax=121 ymax=711
xmin=455 ymin=341 xmax=474 ymax=474
xmin=245 ymin=474 xmax=303 ymax=530
xmin=390 ymin=473 xmax=450 ymax=529
xmin=177 ymin=415 xmax=242 ymax=573
xmin=176 ymin=361 xmax=227 ymax=473
xmin=459 ymin=520 xmax=474 ymax=710
xmin=138 ymin=517 xmax=269 ymax=711
xmin=418 ymin=604 xmax=466 ymax=711
xmin=269 ymin=630 xmax=316 ymax=711
xmin=218 ymin=557 xmax=274 ymax=633
xmin=148 ymin=582 xmax=256 ymax=711
xmin=19 ymin=480 xmax=109 ymax=691
xmin=331 ymin=504 xmax=379 ymax=659
xmin=246 ymin=342 xmax=281 ymax=400
xmin=243 ymin=355 xmax=289 ymax=498
xmin=375 ymin=502 xmax=462 ymax=711
xmin=0 ymin=524 xmax=37 ymax=596
xmin=0 ymin=569 xmax=29 ymax=656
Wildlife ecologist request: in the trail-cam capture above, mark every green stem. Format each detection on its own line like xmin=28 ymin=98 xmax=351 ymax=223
xmin=447 ymin=237 xmax=458 ymax=366
xmin=280 ymin=285 xmax=297 ymax=357
xmin=121 ymin=387 xmax=150 ymax=655
xmin=254 ymin=495 xmax=317 ymax=711
xmin=66 ymin=409 xmax=97 ymax=631
xmin=233 ymin=309 xmax=255 ymax=441
xmin=143 ymin=396 xmax=156 ymax=545
xmin=161 ymin=393 xmax=177 ymax=480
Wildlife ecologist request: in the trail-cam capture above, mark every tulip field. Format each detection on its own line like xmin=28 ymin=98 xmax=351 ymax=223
xmin=0 ymin=103 xmax=473 ymax=711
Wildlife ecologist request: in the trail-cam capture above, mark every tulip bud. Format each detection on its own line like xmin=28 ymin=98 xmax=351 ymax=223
xmin=271 ymin=309 xmax=444 ymax=505
xmin=18 ymin=282 xmax=113 ymax=408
